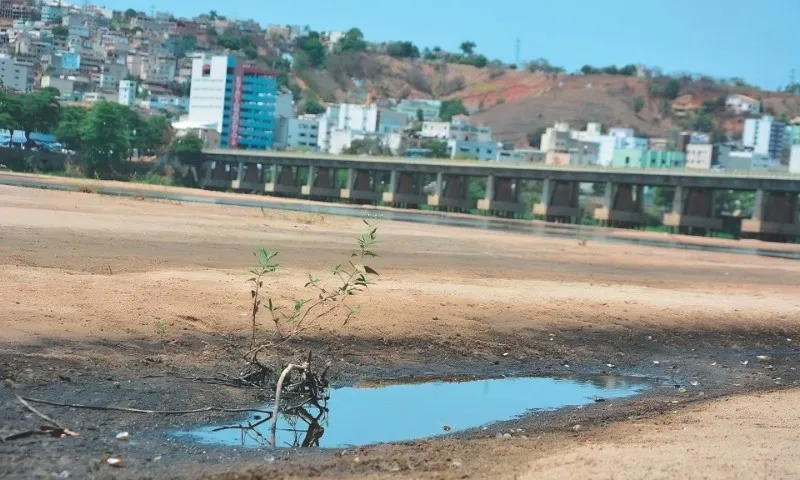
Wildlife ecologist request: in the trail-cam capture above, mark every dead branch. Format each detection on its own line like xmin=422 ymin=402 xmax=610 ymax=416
xmin=16 ymin=395 xmax=64 ymax=429
xmin=271 ymin=362 xmax=308 ymax=446
xmin=20 ymin=397 xmax=273 ymax=416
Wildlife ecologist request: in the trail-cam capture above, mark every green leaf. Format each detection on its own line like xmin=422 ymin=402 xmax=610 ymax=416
xmin=364 ymin=266 xmax=379 ymax=276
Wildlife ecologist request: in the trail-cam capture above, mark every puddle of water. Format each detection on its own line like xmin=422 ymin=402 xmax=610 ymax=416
xmin=173 ymin=376 xmax=651 ymax=449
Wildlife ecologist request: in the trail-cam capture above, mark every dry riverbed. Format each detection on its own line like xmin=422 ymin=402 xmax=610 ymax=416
xmin=1 ymin=185 xmax=800 ymax=479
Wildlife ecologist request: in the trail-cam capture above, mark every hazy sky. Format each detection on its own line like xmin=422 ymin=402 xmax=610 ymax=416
xmin=96 ymin=0 xmax=800 ymax=89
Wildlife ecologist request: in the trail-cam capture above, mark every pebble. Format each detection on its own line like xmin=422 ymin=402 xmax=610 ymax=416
xmin=115 ymin=432 xmax=130 ymax=442
xmin=572 ymin=424 xmax=582 ymax=431
xmin=264 ymin=455 xmax=275 ymax=463
xmin=451 ymin=460 xmax=463 ymax=468
xmin=3 ymin=378 xmax=16 ymax=389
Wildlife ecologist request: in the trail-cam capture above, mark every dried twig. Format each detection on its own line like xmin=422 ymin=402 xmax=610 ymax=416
xmin=16 ymin=395 xmax=63 ymax=429
xmin=20 ymin=397 xmax=273 ymax=416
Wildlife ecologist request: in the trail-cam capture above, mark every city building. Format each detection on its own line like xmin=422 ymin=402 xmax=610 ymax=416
xmin=0 ymin=53 xmax=30 ymax=91
xmin=717 ymin=147 xmax=779 ymax=171
xmin=545 ymin=141 xmax=600 ymax=166
xmin=447 ymin=138 xmax=500 ymax=160
xmin=287 ymin=115 xmax=321 ymax=150
xmin=395 ymin=99 xmax=442 ymax=121
xmin=791 ymin=145 xmax=800 ymax=175
xmin=188 ymin=54 xmax=283 ymax=150
xmin=52 ymin=51 xmax=81 ymax=72
xmin=118 ymin=79 xmax=137 ymax=106
xmin=420 ymin=121 xmax=450 ymax=139
xmin=377 ymin=109 xmax=408 ymax=134
xmin=612 ymin=149 xmax=685 ymax=168
xmin=743 ymin=115 xmax=788 ymax=159
xmin=685 ymin=144 xmax=718 ymax=170
xmin=725 ymin=94 xmax=761 ymax=115
xmin=496 ymin=149 xmax=546 ymax=163
xmin=540 ymin=122 xmax=571 ymax=152
xmin=449 ymin=115 xmax=492 ymax=142
xmin=41 ymin=2 xmax=67 ymax=23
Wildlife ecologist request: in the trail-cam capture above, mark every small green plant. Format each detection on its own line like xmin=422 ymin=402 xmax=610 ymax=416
xmin=246 ymin=219 xmax=380 ymax=362
xmin=154 ymin=320 xmax=168 ymax=352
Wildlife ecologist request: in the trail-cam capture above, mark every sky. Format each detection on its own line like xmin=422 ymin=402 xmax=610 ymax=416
xmin=97 ymin=0 xmax=800 ymax=90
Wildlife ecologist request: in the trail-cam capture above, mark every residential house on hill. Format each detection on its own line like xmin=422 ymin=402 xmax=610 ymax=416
xmin=726 ymin=94 xmax=761 ymax=115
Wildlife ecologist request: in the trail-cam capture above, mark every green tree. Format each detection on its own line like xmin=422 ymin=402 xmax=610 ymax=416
xmin=124 ymin=8 xmax=137 ymax=19
xmin=54 ymin=106 xmax=87 ymax=151
xmin=386 ymin=41 xmax=420 ymax=59
xmin=439 ymin=99 xmax=468 ymax=121
xmin=663 ymin=78 xmax=681 ymax=99
xmin=216 ymin=34 xmax=241 ymax=50
xmin=687 ymin=111 xmax=714 ymax=133
xmin=459 ymin=41 xmax=476 ymax=55
xmin=633 ymin=96 xmax=645 ymax=114
xmin=0 ymin=91 xmax=21 ymax=142
xmin=80 ymin=102 xmax=132 ymax=176
xmin=526 ymin=126 xmax=548 ymax=148
xmin=711 ymin=129 xmax=728 ymax=144
xmin=52 ymin=25 xmax=68 ymax=39
xmin=345 ymin=138 xmax=389 ymax=155
xmin=416 ymin=108 xmax=424 ymax=122
xmin=138 ymin=115 xmax=172 ymax=156
xmin=421 ymin=139 xmax=449 ymax=158
xmin=19 ymin=88 xmax=61 ymax=147
xmin=295 ymin=31 xmax=326 ymax=67
xmin=300 ymin=97 xmax=325 ymax=115
xmin=338 ymin=28 xmax=367 ymax=53
xmin=170 ymin=134 xmax=204 ymax=167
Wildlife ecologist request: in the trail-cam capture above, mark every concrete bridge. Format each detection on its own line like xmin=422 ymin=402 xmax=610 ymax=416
xmin=201 ymin=149 xmax=800 ymax=242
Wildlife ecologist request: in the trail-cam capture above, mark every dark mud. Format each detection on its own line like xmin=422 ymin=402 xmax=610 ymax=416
xmin=2 ymin=323 xmax=800 ymax=479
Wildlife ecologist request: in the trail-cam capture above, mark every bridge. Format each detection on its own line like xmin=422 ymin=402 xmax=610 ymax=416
xmin=201 ymin=149 xmax=800 ymax=242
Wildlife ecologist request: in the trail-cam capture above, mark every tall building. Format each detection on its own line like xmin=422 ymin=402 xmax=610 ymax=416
xmin=188 ymin=55 xmax=285 ymax=150
xmin=118 ymin=80 xmax=137 ymax=107
xmin=743 ymin=116 xmax=788 ymax=159
xmin=0 ymin=54 xmax=31 ymax=92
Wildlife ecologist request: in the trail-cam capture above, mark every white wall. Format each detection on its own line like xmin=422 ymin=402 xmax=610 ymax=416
xmin=791 ymin=145 xmax=800 ymax=174
xmin=335 ymin=104 xmax=379 ymax=133
xmin=188 ymin=55 xmax=228 ymax=132
xmin=420 ymin=121 xmax=450 ymax=139
xmin=582 ymin=135 xmax=616 ymax=166
xmin=118 ymin=80 xmax=136 ymax=106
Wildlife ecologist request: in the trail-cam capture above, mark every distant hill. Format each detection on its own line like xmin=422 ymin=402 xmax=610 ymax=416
xmin=292 ymin=53 xmax=800 ymax=146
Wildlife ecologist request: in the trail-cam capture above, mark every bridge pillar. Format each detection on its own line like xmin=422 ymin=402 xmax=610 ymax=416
xmin=662 ymin=186 xmax=723 ymax=234
xmin=477 ymin=175 xmax=526 ymax=216
xmin=232 ymin=162 xmax=264 ymax=191
xmin=383 ymin=170 xmax=427 ymax=205
xmin=340 ymin=168 xmax=382 ymax=203
xmin=301 ymin=166 xmax=339 ymax=198
xmin=741 ymin=190 xmax=800 ymax=241
xmin=265 ymin=165 xmax=301 ymax=195
xmin=533 ymin=178 xmax=580 ymax=222
xmin=593 ymin=182 xmax=646 ymax=227
xmin=426 ymin=173 xmax=475 ymax=211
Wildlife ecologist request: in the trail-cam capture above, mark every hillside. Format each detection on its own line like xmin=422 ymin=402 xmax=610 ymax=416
xmin=293 ymin=54 xmax=800 ymax=146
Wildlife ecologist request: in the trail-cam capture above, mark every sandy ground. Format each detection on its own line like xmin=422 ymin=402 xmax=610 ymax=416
xmin=1 ymin=184 xmax=800 ymax=479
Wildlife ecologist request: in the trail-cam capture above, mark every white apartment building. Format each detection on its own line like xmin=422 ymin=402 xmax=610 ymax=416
xmin=118 ymin=80 xmax=137 ymax=106
xmin=743 ymin=116 xmax=788 ymax=159
xmin=420 ymin=121 xmax=451 ymax=139
xmin=333 ymin=103 xmax=380 ymax=132
xmin=726 ymin=94 xmax=761 ymax=115
xmin=288 ymin=115 xmax=321 ymax=150
xmin=685 ymin=144 xmax=716 ymax=170
xmin=450 ymin=116 xmax=492 ymax=142
xmin=188 ymin=54 xmax=228 ymax=132
xmin=791 ymin=145 xmax=800 ymax=174
xmin=0 ymin=54 xmax=31 ymax=92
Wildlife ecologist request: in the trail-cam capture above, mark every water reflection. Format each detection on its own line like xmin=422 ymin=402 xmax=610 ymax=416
xmin=175 ymin=375 xmax=652 ymax=449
